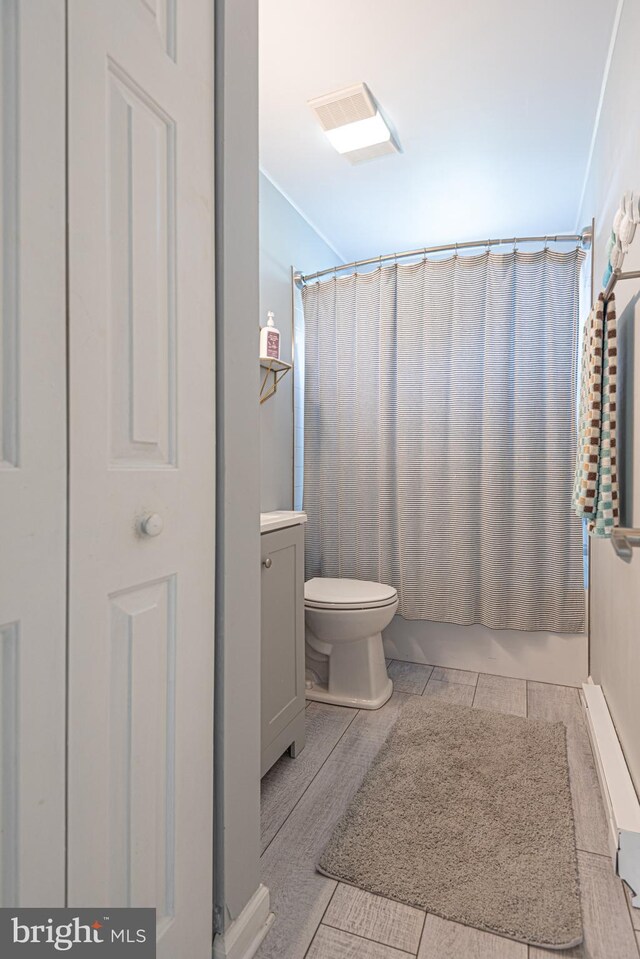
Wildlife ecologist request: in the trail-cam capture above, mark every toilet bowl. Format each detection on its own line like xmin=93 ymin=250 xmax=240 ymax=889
xmin=304 ymin=577 xmax=398 ymax=709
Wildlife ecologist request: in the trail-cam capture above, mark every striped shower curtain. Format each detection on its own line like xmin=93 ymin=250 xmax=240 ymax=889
xmin=302 ymin=249 xmax=586 ymax=632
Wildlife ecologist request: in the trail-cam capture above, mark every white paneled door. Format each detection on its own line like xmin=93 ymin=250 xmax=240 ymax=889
xmin=0 ymin=1 xmax=67 ymax=907
xmin=67 ymin=2 xmax=216 ymax=957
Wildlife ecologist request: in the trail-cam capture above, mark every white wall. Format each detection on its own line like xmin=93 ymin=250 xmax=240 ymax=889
xmin=259 ymin=173 xmax=337 ymax=511
xmin=578 ymin=0 xmax=640 ymax=793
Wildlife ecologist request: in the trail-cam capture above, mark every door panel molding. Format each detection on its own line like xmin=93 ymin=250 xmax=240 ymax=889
xmin=0 ymin=622 xmax=19 ymax=905
xmin=107 ymin=61 xmax=177 ymax=468
xmin=1 ymin=0 xmax=19 ymax=469
xmin=108 ymin=576 xmax=176 ymax=924
xmin=138 ymin=0 xmax=176 ymax=62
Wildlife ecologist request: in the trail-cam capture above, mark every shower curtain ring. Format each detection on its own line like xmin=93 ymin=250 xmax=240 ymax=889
xmin=513 ymin=236 xmax=518 ymax=253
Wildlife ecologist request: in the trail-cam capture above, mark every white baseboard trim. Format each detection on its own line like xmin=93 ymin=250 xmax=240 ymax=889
xmin=212 ymin=884 xmax=274 ymax=959
xmin=582 ymin=681 xmax=640 ymax=907
xmin=383 ymin=616 xmax=587 ymax=686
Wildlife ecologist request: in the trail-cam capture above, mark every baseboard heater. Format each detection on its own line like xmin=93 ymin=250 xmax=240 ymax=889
xmin=582 ymin=682 xmax=640 ymax=907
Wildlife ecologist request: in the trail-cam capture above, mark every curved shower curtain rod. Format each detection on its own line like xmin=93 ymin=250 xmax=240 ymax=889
xmin=295 ymin=228 xmax=592 ymax=286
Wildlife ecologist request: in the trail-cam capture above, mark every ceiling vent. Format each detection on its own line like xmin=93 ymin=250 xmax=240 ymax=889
xmin=308 ymin=82 xmax=399 ymax=165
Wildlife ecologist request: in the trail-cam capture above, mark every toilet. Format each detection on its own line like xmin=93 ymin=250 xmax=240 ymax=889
xmin=304 ymin=577 xmax=399 ymax=709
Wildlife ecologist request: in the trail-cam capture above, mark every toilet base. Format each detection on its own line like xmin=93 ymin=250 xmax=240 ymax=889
xmin=305 ymin=676 xmax=393 ymax=710
xmin=305 ymin=629 xmax=394 ymax=710
xmin=305 ymin=623 xmax=395 ymax=712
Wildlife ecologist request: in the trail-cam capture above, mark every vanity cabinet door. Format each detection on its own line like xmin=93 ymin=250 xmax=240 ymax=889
xmin=261 ymin=524 xmax=305 ymax=773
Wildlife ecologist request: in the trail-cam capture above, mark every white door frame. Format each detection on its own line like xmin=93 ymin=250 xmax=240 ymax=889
xmin=213 ymin=0 xmax=265 ymax=953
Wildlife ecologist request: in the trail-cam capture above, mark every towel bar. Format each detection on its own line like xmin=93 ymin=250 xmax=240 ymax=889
xmin=604 ymin=268 xmax=640 ymax=302
xmin=611 ymin=527 xmax=640 ymax=557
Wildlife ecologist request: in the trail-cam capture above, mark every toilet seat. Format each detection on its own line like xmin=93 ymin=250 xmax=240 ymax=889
xmin=304 ymin=577 xmax=398 ymax=611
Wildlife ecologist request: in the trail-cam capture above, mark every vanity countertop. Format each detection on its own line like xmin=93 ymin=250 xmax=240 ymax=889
xmin=260 ymin=510 xmax=307 ymax=534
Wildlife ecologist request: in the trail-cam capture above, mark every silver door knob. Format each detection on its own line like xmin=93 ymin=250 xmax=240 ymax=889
xmin=263 ymin=557 xmax=272 ymax=569
xmin=140 ymin=513 xmax=163 ymax=537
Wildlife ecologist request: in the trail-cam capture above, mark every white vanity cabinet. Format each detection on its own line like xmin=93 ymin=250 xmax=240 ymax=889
xmin=260 ymin=512 xmax=307 ymax=776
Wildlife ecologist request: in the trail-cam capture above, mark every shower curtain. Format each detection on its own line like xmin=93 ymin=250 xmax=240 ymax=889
xmin=302 ymin=249 xmax=586 ymax=633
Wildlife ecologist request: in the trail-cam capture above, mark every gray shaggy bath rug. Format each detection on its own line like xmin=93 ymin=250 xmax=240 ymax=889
xmin=318 ymin=697 xmax=582 ymax=950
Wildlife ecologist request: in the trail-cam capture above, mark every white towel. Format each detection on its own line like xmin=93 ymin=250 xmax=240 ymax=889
xmin=610 ymin=242 xmax=625 ymax=270
xmin=613 ymin=207 xmax=624 ymax=236
xmin=623 ymin=191 xmax=640 ymax=221
xmin=618 ymin=213 xmax=636 ymax=250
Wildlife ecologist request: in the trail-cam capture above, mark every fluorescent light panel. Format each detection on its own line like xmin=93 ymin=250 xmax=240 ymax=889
xmin=325 ymin=111 xmax=392 ymax=155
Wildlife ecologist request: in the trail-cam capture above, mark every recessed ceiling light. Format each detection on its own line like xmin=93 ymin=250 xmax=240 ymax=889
xmin=308 ymin=82 xmax=399 ymax=164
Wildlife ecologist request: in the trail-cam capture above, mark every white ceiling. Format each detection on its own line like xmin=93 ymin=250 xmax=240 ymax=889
xmin=259 ymin=0 xmax=618 ymax=263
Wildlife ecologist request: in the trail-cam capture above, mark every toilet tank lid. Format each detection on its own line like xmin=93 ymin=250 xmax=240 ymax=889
xmin=304 ymin=577 xmax=397 ymax=608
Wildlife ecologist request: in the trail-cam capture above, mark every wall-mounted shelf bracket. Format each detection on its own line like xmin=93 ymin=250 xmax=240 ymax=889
xmin=611 ymin=527 xmax=640 ymax=559
xmin=260 ymin=357 xmax=292 ymax=404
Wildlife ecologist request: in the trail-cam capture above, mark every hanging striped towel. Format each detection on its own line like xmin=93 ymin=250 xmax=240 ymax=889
xmin=573 ymin=293 xmax=619 ymax=536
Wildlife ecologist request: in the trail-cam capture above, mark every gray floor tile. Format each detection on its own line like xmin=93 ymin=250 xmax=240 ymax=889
xmin=324 ymin=883 xmax=424 ymax=953
xmin=430 ymin=666 xmax=479 ymax=685
xmin=387 ymin=660 xmax=433 ymax=696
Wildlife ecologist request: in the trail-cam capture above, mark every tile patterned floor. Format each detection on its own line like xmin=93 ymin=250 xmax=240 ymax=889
xmin=257 ymin=664 xmax=640 ymax=959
